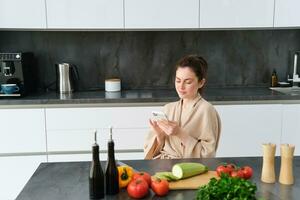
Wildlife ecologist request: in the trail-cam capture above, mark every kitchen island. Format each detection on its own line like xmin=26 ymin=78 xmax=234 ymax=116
xmin=16 ymin=157 xmax=299 ymax=200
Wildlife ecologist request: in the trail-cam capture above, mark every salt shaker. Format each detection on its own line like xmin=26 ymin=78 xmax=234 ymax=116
xmin=279 ymin=144 xmax=295 ymax=185
xmin=261 ymin=143 xmax=276 ymax=183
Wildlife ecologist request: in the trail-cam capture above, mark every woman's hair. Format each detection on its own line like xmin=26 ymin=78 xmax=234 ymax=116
xmin=175 ymin=55 xmax=208 ymax=94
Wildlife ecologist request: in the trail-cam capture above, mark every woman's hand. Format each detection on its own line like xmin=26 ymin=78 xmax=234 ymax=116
xmin=149 ymin=119 xmax=165 ymax=144
xmin=156 ymin=120 xmax=180 ymax=136
xmin=156 ymin=120 xmax=189 ymax=145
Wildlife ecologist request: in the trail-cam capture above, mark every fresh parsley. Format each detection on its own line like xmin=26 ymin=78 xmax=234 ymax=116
xmin=196 ymin=174 xmax=257 ymax=200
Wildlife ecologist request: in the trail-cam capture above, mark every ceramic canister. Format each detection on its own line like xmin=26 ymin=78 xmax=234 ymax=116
xmin=105 ymin=79 xmax=121 ymax=92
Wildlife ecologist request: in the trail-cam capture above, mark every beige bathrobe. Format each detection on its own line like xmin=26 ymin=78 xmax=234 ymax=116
xmin=144 ymin=95 xmax=221 ymax=159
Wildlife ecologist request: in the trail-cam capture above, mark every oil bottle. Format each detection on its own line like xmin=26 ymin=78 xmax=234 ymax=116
xmin=105 ymin=126 xmax=119 ymax=195
xmin=89 ymin=130 xmax=104 ymax=199
xmin=271 ymin=69 xmax=278 ymax=87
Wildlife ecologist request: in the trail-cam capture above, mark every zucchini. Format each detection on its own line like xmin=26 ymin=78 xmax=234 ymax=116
xmin=172 ymin=162 xmax=208 ymax=179
xmin=154 ymin=171 xmax=179 ymax=181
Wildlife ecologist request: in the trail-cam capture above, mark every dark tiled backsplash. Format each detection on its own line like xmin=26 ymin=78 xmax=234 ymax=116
xmin=0 ymin=30 xmax=300 ymax=91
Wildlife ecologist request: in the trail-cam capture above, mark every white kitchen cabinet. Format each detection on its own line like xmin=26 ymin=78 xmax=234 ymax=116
xmin=45 ymin=106 xmax=161 ymax=160
xmin=48 ymin=152 xmax=144 ymax=162
xmin=46 ymin=106 xmax=162 ymax=130
xmin=274 ymin=0 xmax=300 ymax=27
xmin=0 ymin=109 xmax=46 ymax=154
xmin=281 ymin=104 xmax=300 ymax=155
xmin=124 ymin=0 xmax=199 ymax=29
xmin=47 ymin=128 xmax=148 ymax=152
xmin=0 ymin=0 xmax=46 ymax=29
xmin=215 ymin=104 xmax=282 ymax=157
xmin=46 ymin=0 xmax=123 ymax=29
xmin=200 ymin=0 xmax=274 ymax=28
xmin=0 ymin=155 xmax=46 ymax=200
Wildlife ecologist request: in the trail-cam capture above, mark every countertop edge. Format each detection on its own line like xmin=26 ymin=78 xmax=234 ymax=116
xmin=2 ymin=99 xmax=300 ymax=109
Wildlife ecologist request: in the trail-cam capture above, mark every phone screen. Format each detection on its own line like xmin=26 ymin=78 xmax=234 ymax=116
xmin=152 ymin=111 xmax=168 ymax=121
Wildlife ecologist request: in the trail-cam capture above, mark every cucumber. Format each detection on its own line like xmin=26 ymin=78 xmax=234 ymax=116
xmin=154 ymin=171 xmax=179 ymax=181
xmin=172 ymin=162 xmax=208 ymax=179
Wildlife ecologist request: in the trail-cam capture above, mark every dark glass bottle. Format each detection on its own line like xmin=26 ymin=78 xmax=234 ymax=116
xmin=89 ymin=131 xmax=104 ymax=199
xmin=105 ymin=127 xmax=119 ymax=195
xmin=271 ymin=69 xmax=278 ymax=87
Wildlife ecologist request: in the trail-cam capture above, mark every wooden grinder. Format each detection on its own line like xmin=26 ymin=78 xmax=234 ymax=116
xmin=261 ymin=143 xmax=276 ymax=183
xmin=279 ymin=144 xmax=295 ymax=185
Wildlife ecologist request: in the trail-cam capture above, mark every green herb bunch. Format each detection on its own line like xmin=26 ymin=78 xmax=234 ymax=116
xmin=196 ymin=174 xmax=257 ymax=200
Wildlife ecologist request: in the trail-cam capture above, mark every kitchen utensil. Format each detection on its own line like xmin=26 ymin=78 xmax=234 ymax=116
xmin=261 ymin=143 xmax=276 ymax=183
xmin=279 ymin=144 xmax=295 ymax=185
xmin=105 ymin=78 xmax=121 ymax=92
xmin=169 ymin=171 xmax=218 ymax=190
xmin=56 ymin=63 xmax=79 ymax=93
xmin=1 ymin=83 xmax=19 ymax=94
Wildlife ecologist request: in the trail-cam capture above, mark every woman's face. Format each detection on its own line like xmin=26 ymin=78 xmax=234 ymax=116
xmin=175 ymin=67 xmax=205 ymax=99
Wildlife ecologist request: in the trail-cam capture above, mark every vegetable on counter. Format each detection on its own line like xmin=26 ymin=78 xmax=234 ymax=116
xmin=172 ymin=162 xmax=208 ymax=179
xmin=153 ymin=171 xmax=179 ymax=181
xmin=117 ymin=166 xmax=134 ymax=188
xmin=133 ymin=172 xmax=152 ymax=187
xmin=151 ymin=177 xmax=169 ymax=196
xmin=127 ymin=178 xmax=149 ymax=199
xmin=216 ymin=163 xmax=253 ymax=180
xmin=196 ymin=174 xmax=258 ymax=200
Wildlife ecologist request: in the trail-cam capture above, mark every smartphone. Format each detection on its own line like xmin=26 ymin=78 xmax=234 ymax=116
xmin=152 ymin=111 xmax=168 ymax=121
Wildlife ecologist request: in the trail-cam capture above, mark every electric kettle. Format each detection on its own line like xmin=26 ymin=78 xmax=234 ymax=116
xmin=56 ymin=63 xmax=79 ymax=93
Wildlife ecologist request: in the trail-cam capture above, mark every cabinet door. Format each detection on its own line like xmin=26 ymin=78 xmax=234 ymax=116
xmin=124 ymin=0 xmax=199 ymax=29
xmin=0 ymin=155 xmax=46 ymax=200
xmin=46 ymin=106 xmax=162 ymax=130
xmin=0 ymin=109 xmax=46 ymax=153
xmin=215 ymin=104 xmax=282 ymax=157
xmin=281 ymin=104 xmax=300 ymax=155
xmin=47 ymin=128 xmax=148 ymax=152
xmin=200 ymin=0 xmax=274 ymax=28
xmin=48 ymin=152 xmax=144 ymax=162
xmin=46 ymin=0 xmax=123 ymax=29
xmin=274 ymin=0 xmax=300 ymax=27
xmin=0 ymin=0 xmax=46 ymax=29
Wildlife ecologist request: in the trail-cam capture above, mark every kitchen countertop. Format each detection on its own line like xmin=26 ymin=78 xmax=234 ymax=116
xmin=16 ymin=157 xmax=300 ymax=200
xmin=1 ymin=87 xmax=300 ymax=108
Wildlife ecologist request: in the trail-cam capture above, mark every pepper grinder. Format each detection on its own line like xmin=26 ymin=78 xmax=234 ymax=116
xmin=279 ymin=144 xmax=295 ymax=185
xmin=261 ymin=143 xmax=276 ymax=183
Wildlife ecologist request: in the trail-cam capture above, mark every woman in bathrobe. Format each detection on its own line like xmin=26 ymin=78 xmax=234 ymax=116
xmin=144 ymin=55 xmax=221 ymax=159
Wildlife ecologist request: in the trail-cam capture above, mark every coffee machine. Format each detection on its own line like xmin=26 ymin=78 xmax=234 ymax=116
xmin=0 ymin=52 xmax=36 ymax=96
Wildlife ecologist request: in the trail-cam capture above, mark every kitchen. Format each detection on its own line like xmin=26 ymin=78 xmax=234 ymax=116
xmin=0 ymin=0 xmax=300 ymax=199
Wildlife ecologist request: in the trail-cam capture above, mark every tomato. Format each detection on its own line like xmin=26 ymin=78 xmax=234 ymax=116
xmin=216 ymin=165 xmax=232 ymax=177
xmin=127 ymin=178 xmax=149 ymax=199
xmin=241 ymin=166 xmax=253 ymax=179
xmin=133 ymin=172 xmax=151 ymax=186
xmin=226 ymin=163 xmax=236 ymax=172
xmin=230 ymin=170 xmax=244 ymax=178
xmin=151 ymin=178 xmax=169 ymax=196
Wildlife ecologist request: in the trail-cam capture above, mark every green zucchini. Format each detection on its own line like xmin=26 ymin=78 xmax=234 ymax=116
xmin=154 ymin=171 xmax=179 ymax=181
xmin=172 ymin=162 xmax=208 ymax=179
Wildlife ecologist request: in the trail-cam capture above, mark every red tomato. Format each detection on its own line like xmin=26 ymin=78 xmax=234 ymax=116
xmin=133 ymin=172 xmax=151 ymax=186
xmin=226 ymin=163 xmax=236 ymax=172
xmin=241 ymin=166 xmax=253 ymax=179
xmin=230 ymin=170 xmax=244 ymax=178
xmin=127 ymin=178 xmax=149 ymax=199
xmin=216 ymin=165 xmax=232 ymax=177
xmin=151 ymin=178 xmax=169 ymax=196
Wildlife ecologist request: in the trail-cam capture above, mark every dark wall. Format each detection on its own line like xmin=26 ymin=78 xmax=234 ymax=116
xmin=0 ymin=30 xmax=300 ymax=91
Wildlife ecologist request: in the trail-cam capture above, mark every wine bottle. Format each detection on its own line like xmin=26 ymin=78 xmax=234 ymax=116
xmin=105 ymin=126 xmax=119 ymax=195
xmin=89 ymin=130 xmax=104 ymax=199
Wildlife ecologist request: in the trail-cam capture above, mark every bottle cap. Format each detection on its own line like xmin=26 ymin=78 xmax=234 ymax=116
xmin=109 ymin=126 xmax=113 ymax=141
xmin=93 ymin=129 xmax=98 ymax=146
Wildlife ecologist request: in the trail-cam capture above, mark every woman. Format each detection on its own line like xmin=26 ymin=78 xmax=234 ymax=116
xmin=144 ymin=55 xmax=221 ymax=159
